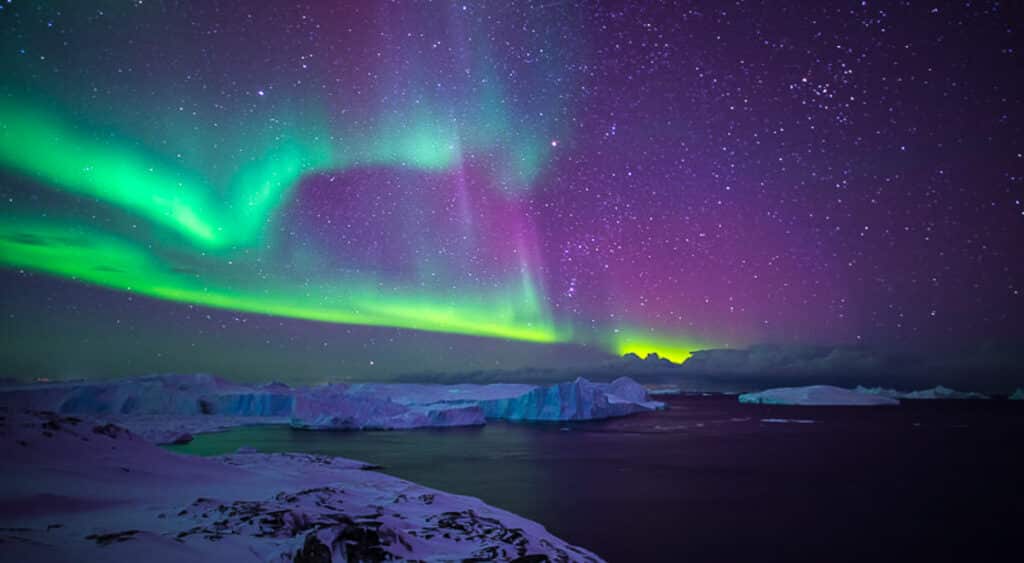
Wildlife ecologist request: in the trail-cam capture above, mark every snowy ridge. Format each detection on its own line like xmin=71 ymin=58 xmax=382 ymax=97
xmin=0 ymin=410 xmax=603 ymax=562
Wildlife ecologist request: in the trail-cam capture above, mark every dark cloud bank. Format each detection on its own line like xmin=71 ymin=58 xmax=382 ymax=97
xmin=388 ymin=344 xmax=1024 ymax=394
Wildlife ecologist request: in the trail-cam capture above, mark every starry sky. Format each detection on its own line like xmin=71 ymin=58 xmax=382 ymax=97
xmin=1 ymin=1 xmax=1022 ymax=382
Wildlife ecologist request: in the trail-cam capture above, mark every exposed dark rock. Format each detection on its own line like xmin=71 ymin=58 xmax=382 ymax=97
xmin=169 ymin=433 xmax=194 ymax=445
xmin=85 ymin=530 xmax=140 ymax=546
xmin=92 ymin=423 xmax=128 ymax=439
xmin=333 ymin=523 xmax=389 ymax=563
xmin=293 ymin=532 xmax=332 ymax=563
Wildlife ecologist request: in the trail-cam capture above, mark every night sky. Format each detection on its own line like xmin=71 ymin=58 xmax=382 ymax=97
xmin=1 ymin=1 xmax=1022 ymax=381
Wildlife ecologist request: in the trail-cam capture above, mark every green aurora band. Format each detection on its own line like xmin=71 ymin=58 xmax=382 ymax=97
xmin=0 ymin=95 xmax=569 ymax=344
xmin=0 ymin=217 xmax=564 ymax=343
xmin=0 ymin=94 xmax=711 ymax=361
xmin=0 ymin=92 xmax=550 ymax=251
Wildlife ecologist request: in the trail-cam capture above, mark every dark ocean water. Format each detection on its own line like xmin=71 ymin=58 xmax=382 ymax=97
xmin=167 ymin=395 xmax=1024 ymax=562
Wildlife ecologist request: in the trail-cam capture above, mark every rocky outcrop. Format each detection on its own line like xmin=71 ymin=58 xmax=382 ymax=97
xmin=0 ymin=410 xmax=604 ymax=562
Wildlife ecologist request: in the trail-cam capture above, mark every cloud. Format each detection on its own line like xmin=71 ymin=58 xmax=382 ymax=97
xmin=389 ymin=343 xmax=1024 ymax=393
xmin=678 ymin=345 xmax=903 ymax=376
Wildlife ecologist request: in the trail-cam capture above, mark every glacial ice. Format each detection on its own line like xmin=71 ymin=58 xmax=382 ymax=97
xmin=475 ymin=377 xmax=653 ymax=421
xmin=0 ymin=373 xmax=663 ymax=437
xmin=288 ymin=384 xmax=488 ymax=430
xmin=760 ymin=418 xmax=817 ymax=424
xmin=1011 ymin=388 xmax=1024 ymax=400
xmin=738 ymin=385 xmax=900 ymax=406
xmin=854 ymin=385 xmax=990 ymax=400
xmin=647 ymin=385 xmax=683 ymax=396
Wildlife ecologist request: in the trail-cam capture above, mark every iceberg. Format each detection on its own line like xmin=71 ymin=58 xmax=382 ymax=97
xmin=289 ymin=384 xmax=487 ymax=430
xmin=1011 ymin=388 xmax=1024 ymax=400
xmin=738 ymin=385 xmax=899 ymax=406
xmin=855 ymin=385 xmax=990 ymax=400
xmin=598 ymin=376 xmax=654 ymax=404
xmin=298 ymin=376 xmax=662 ymax=427
xmin=477 ymin=377 xmax=662 ymax=421
xmin=0 ymin=374 xmax=662 ymax=439
xmin=760 ymin=418 xmax=817 ymax=424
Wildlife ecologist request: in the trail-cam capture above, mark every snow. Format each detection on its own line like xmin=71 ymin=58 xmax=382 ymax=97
xmin=854 ymin=385 xmax=990 ymax=400
xmin=83 ymin=414 xmax=289 ymax=445
xmin=0 ymin=374 xmax=662 ymax=439
xmin=646 ymin=385 xmax=683 ymax=396
xmin=477 ymin=377 xmax=663 ymax=421
xmin=760 ymin=418 xmax=817 ymax=424
xmin=0 ymin=410 xmax=603 ymax=562
xmin=738 ymin=385 xmax=900 ymax=406
xmin=289 ymin=384 xmax=487 ymax=430
xmin=741 ymin=383 xmax=993 ymax=405
xmin=1011 ymin=388 xmax=1024 ymax=401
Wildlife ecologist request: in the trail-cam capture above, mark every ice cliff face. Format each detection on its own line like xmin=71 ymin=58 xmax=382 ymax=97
xmin=598 ymin=376 xmax=653 ymax=404
xmin=288 ymin=384 xmax=488 ymax=430
xmin=738 ymin=385 xmax=900 ymax=406
xmin=479 ymin=377 xmax=662 ymax=421
xmin=0 ymin=374 xmax=662 ymax=435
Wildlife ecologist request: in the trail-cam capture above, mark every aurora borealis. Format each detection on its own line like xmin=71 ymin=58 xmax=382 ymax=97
xmin=1 ymin=1 xmax=574 ymax=352
xmin=2 ymin=1 xmax=1023 ymax=380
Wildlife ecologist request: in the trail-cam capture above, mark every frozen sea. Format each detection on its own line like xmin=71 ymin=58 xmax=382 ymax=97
xmin=168 ymin=394 xmax=1024 ymax=562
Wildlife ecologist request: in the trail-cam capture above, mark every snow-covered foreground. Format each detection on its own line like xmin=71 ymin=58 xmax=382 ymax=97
xmin=0 ymin=375 xmax=657 ymax=560
xmin=0 ymin=410 xmax=603 ymax=562
xmin=0 ymin=374 xmax=663 ymax=443
xmin=738 ymin=385 xmax=900 ymax=406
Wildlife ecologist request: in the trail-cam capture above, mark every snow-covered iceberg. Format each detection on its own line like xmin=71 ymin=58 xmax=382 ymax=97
xmin=476 ymin=377 xmax=662 ymax=421
xmin=289 ymin=383 xmax=487 ymax=430
xmin=0 ymin=374 xmax=662 ymax=438
xmin=760 ymin=418 xmax=817 ymax=424
xmin=738 ymin=385 xmax=900 ymax=406
xmin=854 ymin=385 xmax=989 ymax=400
xmin=292 ymin=376 xmax=662 ymax=427
xmin=0 ymin=410 xmax=604 ymax=562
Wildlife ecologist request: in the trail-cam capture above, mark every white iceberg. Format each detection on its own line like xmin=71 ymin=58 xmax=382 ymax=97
xmin=0 ymin=374 xmax=662 ymax=439
xmin=855 ymin=385 xmax=989 ymax=400
xmin=340 ymin=376 xmax=662 ymax=424
xmin=289 ymin=384 xmax=487 ymax=430
xmin=738 ymin=385 xmax=899 ymax=406
xmin=477 ymin=377 xmax=663 ymax=421
xmin=760 ymin=418 xmax=817 ymax=424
